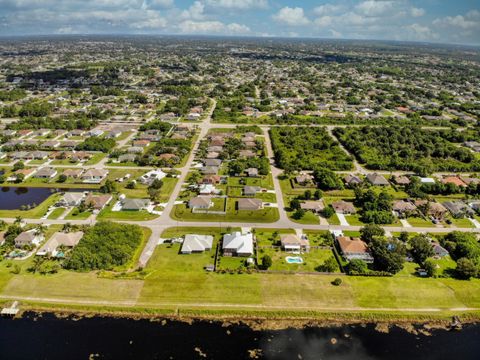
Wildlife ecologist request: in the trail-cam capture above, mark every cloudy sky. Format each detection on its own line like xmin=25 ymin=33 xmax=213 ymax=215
xmin=0 ymin=0 xmax=479 ymax=45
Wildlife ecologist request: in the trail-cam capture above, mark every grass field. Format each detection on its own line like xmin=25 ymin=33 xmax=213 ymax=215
xmin=47 ymin=207 xmax=66 ymax=219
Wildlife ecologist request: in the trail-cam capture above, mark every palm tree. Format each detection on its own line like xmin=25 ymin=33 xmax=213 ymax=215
xmin=62 ymin=222 xmax=72 ymax=233
xmin=34 ymin=225 xmax=46 ymax=237
xmin=14 ymin=216 xmax=23 ymax=225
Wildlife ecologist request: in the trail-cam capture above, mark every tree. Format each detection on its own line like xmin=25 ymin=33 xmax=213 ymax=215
xmin=313 ymin=168 xmax=344 ymax=190
xmin=262 ymin=255 xmax=272 ymax=270
xmin=321 ymin=205 xmax=335 ymax=219
xmin=12 ymin=161 xmax=24 ymax=171
xmin=57 ymin=174 xmax=67 ymax=183
xmin=320 ymin=257 xmax=338 ymax=272
xmin=100 ymin=179 xmax=117 ymax=194
xmin=290 ymin=198 xmax=301 ymax=210
xmin=346 ymin=259 xmax=368 ymax=274
xmin=292 ymin=209 xmax=305 ymax=220
xmin=360 ymin=224 xmax=385 ymax=244
xmin=424 ymin=259 xmax=437 ymax=278
xmin=410 ymin=234 xmax=434 ymax=266
xmin=455 ymin=258 xmax=477 ymax=280
xmin=304 ymin=190 xmax=312 ymax=200
xmin=368 ymin=237 xmax=406 ymax=274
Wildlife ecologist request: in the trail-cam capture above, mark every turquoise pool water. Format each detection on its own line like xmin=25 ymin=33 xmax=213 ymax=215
xmin=286 ymin=256 xmax=303 ymax=264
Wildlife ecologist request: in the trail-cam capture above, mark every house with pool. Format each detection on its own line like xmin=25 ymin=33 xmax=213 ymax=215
xmin=280 ymin=234 xmax=310 ymax=253
xmin=222 ymin=232 xmax=253 ymax=257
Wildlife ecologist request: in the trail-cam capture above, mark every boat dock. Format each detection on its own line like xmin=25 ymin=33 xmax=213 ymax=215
xmin=1 ymin=301 xmax=20 ymax=317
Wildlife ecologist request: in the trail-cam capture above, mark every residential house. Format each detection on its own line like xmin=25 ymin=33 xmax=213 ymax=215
xmin=36 ymin=231 xmax=84 ymax=257
xmin=14 ymin=229 xmax=44 ymax=248
xmin=204 ymin=159 xmax=222 ymax=167
xmin=415 ymin=201 xmax=448 ymax=221
xmin=243 ymin=186 xmax=261 ymax=197
xmin=199 ymin=184 xmax=217 ymax=195
xmin=432 ymin=243 xmax=449 ymax=258
xmin=30 ymin=151 xmax=49 ymax=160
xmin=332 ymin=200 xmax=356 ymax=214
xmin=443 ymin=201 xmax=474 ymax=218
xmin=188 ymin=196 xmax=213 ymax=210
xmin=238 ymin=150 xmax=256 ymax=158
xmin=222 ymin=232 xmax=254 ymax=257
xmin=295 ymin=173 xmax=314 ymax=186
xmin=201 ymin=175 xmax=222 ymax=185
xmin=300 ymin=200 xmax=325 ymax=213
xmin=84 ymin=194 xmax=112 ymax=210
xmin=139 ymin=169 xmax=166 ymax=185
xmin=63 ymin=169 xmax=83 ymax=178
xmin=393 ymin=175 xmax=411 ymax=186
xmin=442 ymin=176 xmax=467 ymax=188
xmin=366 ymin=173 xmax=389 ymax=186
xmin=246 ymin=168 xmax=259 ymax=177
xmin=81 ymin=169 xmax=109 ymax=184
xmin=127 ymin=146 xmax=144 ymax=154
xmin=200 ymin=166 xmax=219 ymax=175
xmin=238 ymin=198 xmax=263 ymax=211
xmin=71 ymin=151 xmax=91 ymax=162
xmin=34 ymin=167 xmax=57 ymax=179
xmin=337 ymin=236 xmax=374 ymax=263
xmin=118 ymin=154 xmax=137 ymax=163
xmin=392 ymin=200 xmax=417 ymax=217
xmin=344 ymin=174 xmax=362 ymax=187
xmin=59 ymin=192 xmax=84 ymax=207
xmin=42 ymin=140 xmax=60 ymax=149
xmin=181 ymin=234 xmax=214 ymax=254
xmin=121 ymin=198 xmax=150 ymax=211
xmin=280 ymin=234 xmax=310 ymax=253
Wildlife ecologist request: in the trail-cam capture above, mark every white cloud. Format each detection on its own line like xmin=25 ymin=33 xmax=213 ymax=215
xmin=411 ymin=7 xmax=425 ymax=18
xmin=205 ymin=0 xmax=268 ymax=10
xmin=314 ymin=16 xmax=333 ymax=28
xmin=178 ymin=19 xmax=250 ymax=35
xmin=355 ymin=0 xmax=395 ymax=17
xmin=433 ymin=10 xmax=480 ymax=30
xmin=273 ymin=7 xmax=309 ymax=26
xmin=403 ymin=23 xmax=438 ymax=41
xmin=313 ymin=4 xmax=344 ymax=17
xmin=181 ymin=1 xmax=205 ymax=20
xmin=145 ymin=0 xmax=174 ymax=8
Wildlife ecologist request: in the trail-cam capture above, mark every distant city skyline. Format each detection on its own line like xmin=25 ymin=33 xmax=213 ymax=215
xmin=0 ymin=1 xmax=479 ymax=46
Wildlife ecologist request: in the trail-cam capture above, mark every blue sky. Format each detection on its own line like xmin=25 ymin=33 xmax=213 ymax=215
xmin=0 ymin=1 xmax=479 ymax=45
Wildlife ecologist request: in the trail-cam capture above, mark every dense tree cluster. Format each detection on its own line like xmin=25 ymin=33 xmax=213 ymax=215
xmin=334 ymin=126 xmax=479 ymax=173
xmin=76 ymin=137 xmax=116 ymax=152
xmin=270 ymin=127 xmax=353 ymax=172
xmin=64 ymin=222 xmax=143 ymax=271
xmin=355 ymin=188 xmax=394 ymax=224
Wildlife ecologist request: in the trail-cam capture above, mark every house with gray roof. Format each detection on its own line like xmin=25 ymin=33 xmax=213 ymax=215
xmin=181 ymin=234 xmax=214 ymax=254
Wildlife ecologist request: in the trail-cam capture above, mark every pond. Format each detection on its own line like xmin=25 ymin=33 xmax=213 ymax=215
xmin=0 ymin=187 xmax=88 ymax=210
xmin=0 ymin=313 xmax=479 ymax=360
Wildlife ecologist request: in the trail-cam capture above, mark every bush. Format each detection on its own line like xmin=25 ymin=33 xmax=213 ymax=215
xmin=331 ymin=278 xmax=342 ymax=286
xmin=261 ymin=255 xmax=272 ymax=270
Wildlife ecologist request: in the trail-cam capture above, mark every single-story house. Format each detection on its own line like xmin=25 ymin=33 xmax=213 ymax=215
xmin=443 ymin=201 xmax=474 ymax=218
xmin=295 ymin=174 xmax=314 ymax=185
xmin=237 ymin=198 xmax=263 ymax=211
xmin=344 ymin=174 xmax=362 ymax=187
xmin=188 ymin=196 xmax=213 ymax=210
xmin=15 ymin=229 xmax=44 ymax=248
xmin=81 ymin=169 xmax=109 ymax=184
xmin=63 ymin=169 xmax=84 ymax=178
xmin=392 ymin=200 xmax=417 ymax=217
xmin=199 ymin=184 xmax=217 ymax=195
xmin=246 ymin=168 xmax=259 ymax=177
xmin=300 ymin=200 xmax=325 ymax=213
xmin=127 ymin=146 xmax=144 ymax=154
xmin=393 ymin=175 xmax=411 ymax=186
xmin=223 ymin=231 xmax=254 ymax=257
xmin=118 ymin=154 xmax=137 ymax=163
xmin=36 ymin=231 xmax=84 ymax=257
xmin=280 ymin=234 xmax=310 ymax=252
xmin=84 ymin=194 xmax=112 ymax=210
xmin=139 ymin=169 xmax=166 ymax=185
xmin=121 ymin=198 xmax=150 ymax=211
xmin=181 ymin=234 xmax=214 ymax=254
xmin=366 ymin=173 xmax=389 ymax=186
xmin=432 ymin=243 xmax=449 ymax=258
xmin=201 ymin=175 xmax=222 ymax=185
xmin=34 ymin=167 xmax=57 ymax=179
xmin=60 ymin=192 xmax=84 ymax=207
xmin=204 ymin=159 xmax=222 ymax=167
xmin=238 ymin=150 xmax=256 ymax=158
xmin=30 ymin=151 xmax=49 ymax=160
xmin=415 ymin=201 xmax=448 ymax=221
xmin=42 ymin=141 xmax=60 ymax=149
xmin=244 ymin=186 xmax=261 ymax=197
xmin=200 ymin=166 xmax=219 ymax=175
xmin=442 ymin=176 xmax=467 ymax=188
xmin=332 ymin=200 xmax=356 ymax=214
xmin=337 ymin=236 xmax=374 ymax=263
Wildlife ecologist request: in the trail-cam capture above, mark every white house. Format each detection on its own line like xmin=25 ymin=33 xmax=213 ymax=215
xmin=181 ymin=234 xmax=214 ymax=254
xmin=139 ymin=169 xmax=166 ymax=185
xmin=222 ymin=232 xmax=254 ymax=257
xmin=14 ymin=229 xmax=44 ymax=248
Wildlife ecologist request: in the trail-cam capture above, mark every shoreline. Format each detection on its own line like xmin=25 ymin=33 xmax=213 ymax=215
xmin=5 ymin=300 xmax=480 ymax=331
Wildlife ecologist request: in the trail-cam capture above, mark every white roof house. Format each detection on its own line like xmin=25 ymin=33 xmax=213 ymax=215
xmin=181 ymin=234 xmax=214 ymax=254
xmin=139 ymin=169 xmax=166 ymax=185
xmin=420 ymin=177 xmax=435 ymax=184
xmin=222 ymin=232 xmax=254 ymax=257
xmin=60 ymin=192 xmax=85 ymax=207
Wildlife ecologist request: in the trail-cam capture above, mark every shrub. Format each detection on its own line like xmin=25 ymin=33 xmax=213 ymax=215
xmin=331 ymin=278 xmax=342 ymax=286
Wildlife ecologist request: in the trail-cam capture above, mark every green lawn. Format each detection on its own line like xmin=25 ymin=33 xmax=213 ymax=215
xmin=47 ymin=207 xmax=66 ymax=220
xmin=84 ymin=153 xmax=106 ymax=165
xmin=172 ymin=199 xmax=279 ymax=223
xmin=407 ymin=217 xmax=436 ymax=228
xmin=64 ymin=208 xmax=92 ymax=220
xmin=288 ymin=210 xmax=320 ymax=225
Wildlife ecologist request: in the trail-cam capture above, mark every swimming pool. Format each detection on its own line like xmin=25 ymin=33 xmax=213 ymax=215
xmin=285 ymin=256 xmax=303 ymax=264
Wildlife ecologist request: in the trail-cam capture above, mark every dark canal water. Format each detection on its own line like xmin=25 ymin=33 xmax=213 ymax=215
xmin=0 ymin=313 xmax=479 ymax=360
xmin=0 ymin=187 xmax=88 ymax=210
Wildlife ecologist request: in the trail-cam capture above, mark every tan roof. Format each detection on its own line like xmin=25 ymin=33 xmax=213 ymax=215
xmin=280 ymin=234 xmax=309 ymax=247
xmin=392 ymin=200 xmax=416 ymax=212
xmin=84 ymin=194 xmax=112 ymax=209
xmin=332 ymin=200 xmax=356 ymax=213
xmin=238 ymin=198 xmax=262 ymax=210
xmin=300 ymin=200 xmax=325 ymax=211
xmin=337 ymin=237 xmax=368 ymax=254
